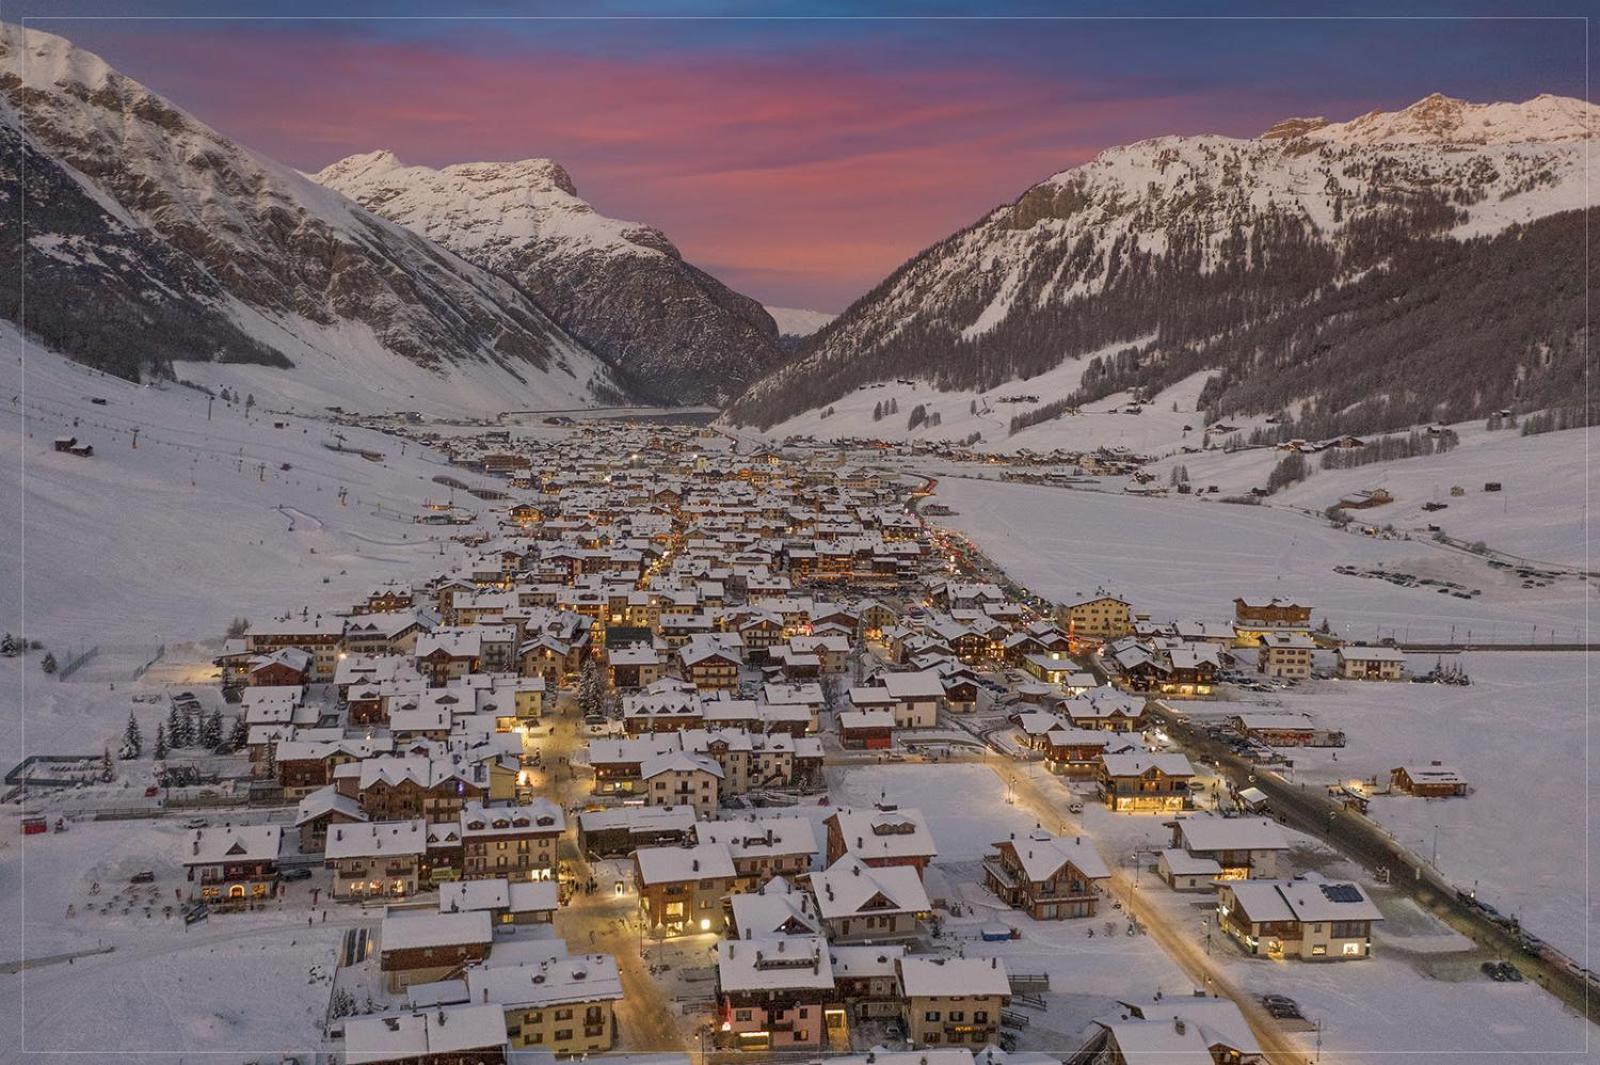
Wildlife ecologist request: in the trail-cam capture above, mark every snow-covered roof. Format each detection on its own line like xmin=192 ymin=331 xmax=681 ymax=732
xmin=828 ymin=807 xmax=937 ymax=862
xmin=1000 ymin=831 xmax=1111 ymax=881
xmin=465 ymin=953 xmax=622 ymax=1009
xmin=1174 ymin=816 xmax=1290 ymax=853
xmin=183 ymin=825 xmax=281 ymax=866
xmin=344 ymin=1003 xmax=507 ymax=1064
xmin=634 ymin=842 xmax=736 ymax=885
xmin=380 ymin=909 xmax=493 ymax=952
xmin=716 ymin=935 xmax=835 ymax=993
xmin=325 ymin=819 xmax=427 ymax=860
xmin=810 ymin=857 xmax=930 ymax=919
xmin=897 ymin=956 xmax=1010 ymax=998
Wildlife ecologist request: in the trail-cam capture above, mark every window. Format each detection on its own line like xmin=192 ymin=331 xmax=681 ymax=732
xmin=555 ymin=1030 xmax=572 ymax=1042
xmin=924 ymin=1011 xmax=940 ymax=1022
xmin=735 ymin=1010 xmax=752 ymax=1022
xmin=926 ymin=1033 xmax=941 ymax=1044
xmin=974 ymin=1011 xmax=988 ymax=1023
xmin=555 ymin=1008 xmax=572 ymax=1021
xmin=949 ymin=1011 xmax=964 ymax=1022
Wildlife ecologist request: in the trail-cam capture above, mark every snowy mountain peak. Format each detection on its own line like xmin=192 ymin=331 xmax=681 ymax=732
xmin=314 ymin=148 xmax=784 ymax=405
xmin=1301 ymin=92 xmax=1596 ymax=146
xmin=315 ymin=151 xmax=674 ymax=258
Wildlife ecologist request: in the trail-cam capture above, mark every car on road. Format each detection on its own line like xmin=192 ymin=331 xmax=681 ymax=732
xmin=183 ymin=818 xmax=208 ymax=830
xmin=183 ymin=902 xmax=209 ymax=925
xmin=282 ymin=867 xmax=313 ymax=881
xmin=129 ymin=870 xmax=155 ymax=884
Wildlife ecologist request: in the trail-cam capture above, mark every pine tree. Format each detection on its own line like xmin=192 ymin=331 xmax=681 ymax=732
xmin=227 ymin=714 xmax=248 ymax=752
xmin=153 ymin=724 xmax=168 ymax=760
xmin=577 ymin=659 xmax=605 ymax=718
xmin=123 ymin=711 xmax=143 ymax=758
xmin=100 ymin=746 xmax=114 ymax=783
xmin=203 ymin=709 xmax=224 ymax=750
xmin=166 ymin=704 xmax=186 ymax=748
xmin=40 ymin=652 xmax=57 ymax=675
xmin=872 ymin=401 xmax=883 ymax=422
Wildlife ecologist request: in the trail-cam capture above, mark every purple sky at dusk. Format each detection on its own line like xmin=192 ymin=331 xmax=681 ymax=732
xmin=25 ymin=5 xmax=1593 ymax=310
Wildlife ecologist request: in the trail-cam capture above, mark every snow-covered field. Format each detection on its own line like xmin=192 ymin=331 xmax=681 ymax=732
xmin=0 ymin=815 xmax=354 ymax=1064
xmin=1147 ymin=422 xmax=1597 ymax=568
xmin=1180 ymin=651 xmax=1596 ymax=961
xmin=927 ymin=476 xmax=1592 ymax=644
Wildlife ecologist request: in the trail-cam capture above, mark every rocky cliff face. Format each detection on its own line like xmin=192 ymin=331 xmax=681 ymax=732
xmin=315 ymin=152 xmax=785 ymax=405
xmin=729 ymin=93 xmax=1597 ymax=434
xmin=0 ymin=23 xmax=628 ymax=412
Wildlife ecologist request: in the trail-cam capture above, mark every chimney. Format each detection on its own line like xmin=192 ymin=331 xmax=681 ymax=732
xmin=1174 ymin=1018 xmax=1186 ymax=1036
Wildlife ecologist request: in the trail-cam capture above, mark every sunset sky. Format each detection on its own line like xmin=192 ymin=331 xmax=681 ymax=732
xmin=23 ymin=2 xmax=1592 ymax=310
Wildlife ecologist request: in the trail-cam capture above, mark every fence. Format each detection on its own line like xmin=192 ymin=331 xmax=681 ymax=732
xmin=55 ymin=644 xmax=99 ymax=679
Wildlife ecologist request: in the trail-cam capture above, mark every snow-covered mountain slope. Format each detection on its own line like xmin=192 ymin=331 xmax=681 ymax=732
xmin=0 ymin=323 xmax=502 ymax=655
xmin=765 ymin=305 xmax=835 ymax=338
xmin=0 ymin=23 xmax=630 ymax=415
xmin=728 ymin=93 xmax=1597 ymax=434
xmin=314 ymin=151 xmax=784 ymax=405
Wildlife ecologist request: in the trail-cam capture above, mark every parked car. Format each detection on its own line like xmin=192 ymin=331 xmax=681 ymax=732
xmin=182 ymin=902 xmax=210 ymax=925
xmin=129 ymin=870 xmax=156 ymax=884
xmin=282 ymin=867 xmax=313 ymax=882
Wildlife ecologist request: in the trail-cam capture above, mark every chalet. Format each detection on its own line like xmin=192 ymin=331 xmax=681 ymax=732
xmin=1390 ymin=762 xmax=1470 ymax=797
xmin=183 ymin=825 xmax=282 ymax=905
xmin=824 ymin=807 xmax=937 ymax=878
xmin=294 ymin=785 xmax=368 ymax=853
xmin=896 ymin=956 xmax=1010 ymax=1048
xmin=1231 ymin=598 xmax=1312 ymax=644
xmin=466 ymin=953 xmax=621 ymax=1055
xmin=681 ymin=638 xmax=742 ymax=691
xmin=1256 ymin=632 xmax=1315 ymax=679
xmin=1168 ymin=816 xmax=1290 ymax=881
xmin=1075 ymin=997 xmax=1263 ymax=1065
xmin=1060 ymin=595 xmax=1133 ymax=643
xmin=415 ymin=631 xmax=482 ymax=686
xmin=983 ymin=830 xmax=1111 ymax=919
xmin=714 ymin=936 xmax=840 ymax=1052
xmin=1217 ymin=877 xmax=1382 ymax=961
xmin=608 ymin=644 xmax=665 ymax=690
xmin=641 ymin=751 xmax=724 ymax=818
xmin=379 ymin=909 xmax=494 ymax=991
xmin=697 ymin=816 xmax=817 ymax=883
xmin=1099 ymin=752 xmax=1194 ymax=813
xmin=325 ymin=819 xmax=428 ymax=899
xmin=576 ymin=804 xmax=697 ymax=858
xmin=1336 ymin=645 xmax=1407 ymax=680
xmin=248 ymin=647 xmax=312 ymax=688
xmin=634 ymin=841 xmax=742 ymax=937
xmin=838 ymin=708 xmax=895 ymax=750
xmin=809 ymin=857 xmax=931 ymax=943
xmin=1062 ymin=687 xmax=1147 ymax=732
xmin=459 ymin=799 xmax=564 ymax=882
